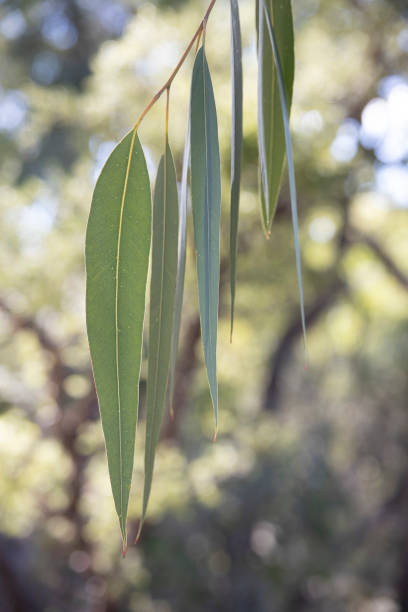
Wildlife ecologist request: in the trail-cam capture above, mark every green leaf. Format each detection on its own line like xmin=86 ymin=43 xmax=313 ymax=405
xmin=85 ymin=129 xmax=152 ymax=552
xmin=257 ymin=0 xmax=294 ymax=233
xmin=190 ymin=47 xmax=221 ymax=429
xmin=257 ymin=1 xmax=270 ymax=231
xmin=262 ymin=0 xmax=307 ymax=345
xmin=138 ymin=139 xmax=179 ymax=537
xmin=167 ymin=119 xmax=189 ymax=416
xmin=229 ymin=0 xmax=243 ymax=340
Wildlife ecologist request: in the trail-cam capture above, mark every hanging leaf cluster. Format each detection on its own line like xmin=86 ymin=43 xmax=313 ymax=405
xmin=85 ymin=0 xmax=306 ymax=554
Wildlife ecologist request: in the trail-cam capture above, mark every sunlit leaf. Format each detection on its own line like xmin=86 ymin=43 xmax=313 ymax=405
xmin=167 ymin=119 xmax=190 ymax=416
xmin=138 ymin=139 xmax=179 ymax=537
xmin=229 ymin=0 xmax=243 ymax=340
xmin=85 ymin=129 xmax=152 ymax=552
xmin=262 ymin=0 xmax=307 ymax=344
xmin=257 ymin=0 xmax=294 ymax=233
xmin=190 ymin=46 xmax=221 ymax=428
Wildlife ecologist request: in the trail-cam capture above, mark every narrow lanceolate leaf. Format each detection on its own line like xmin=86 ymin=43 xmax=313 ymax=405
xmin=138 ymin=139 xmax=179 ymax=537
xmin=167 ymin=119 xmax=190 ymax=416
xmin=190 ymin=47 xmax=221 ymax=429
xmin=257 ymin=0 xmax=270 ymax=231
xmin=229 ymin=0 xmax=243 ymax=340
xmin=86 ymin=130 xmax=151 ymax=552
xmin=262 ymin=0 xmax=307 ymax=345
xmin=257 ymin=0 xmax=294 ymax=233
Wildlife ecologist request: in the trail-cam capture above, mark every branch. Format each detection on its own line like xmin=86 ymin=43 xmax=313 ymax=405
xmin=263 ymin=279 xmax=346 ymax=411
xmin=0 ymin=296 xmax=60 ymax=356
xmin=263 ymin=222 xmax=408 ymax=412
xmin=347 ymin=227 xmax=408 ymax=292
xmin=161 ymin=256 xmax=229 ymax=440
xmin=161 ymin=315 xmax=201 ymax=440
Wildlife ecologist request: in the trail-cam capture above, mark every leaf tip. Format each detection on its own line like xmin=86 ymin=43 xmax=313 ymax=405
xmin=135 ymin=520 xmax=143 ymax=544
xmin=122 ymin=541 xmax=128 ymax=558
xmin=261 ymin=223 xmax=271 ymax=240
xmin=303 ymin=339 xmax=309 ymax=370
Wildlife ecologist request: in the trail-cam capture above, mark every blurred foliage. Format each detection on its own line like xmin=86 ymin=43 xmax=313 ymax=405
xmin=1 ymin=0 xmax=408 ymax=610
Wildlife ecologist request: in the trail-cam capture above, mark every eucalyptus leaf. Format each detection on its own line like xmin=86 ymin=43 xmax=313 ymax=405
xmin=229 ymin=0 xmax=243 ymax=340
xmin=257 ymin=0 xmax=294 ymax=233
xmin=167 ymin=119 xmax=190 ymax=416
xmin=138 ymin=139 xmax=179 ymax=538
xmin=86 ymin=129 xmax=152 ymax=552
xmin=257 ymin=0 xmax=270 ymax=231
xmin=190 ymin=47 xmax=221 ymax=428
xmin=262 ymin=0 xmax=307 ymax=344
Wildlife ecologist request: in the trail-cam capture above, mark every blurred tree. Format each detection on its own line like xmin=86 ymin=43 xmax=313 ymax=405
xmin=1 ymin=0 xmax=408 ymax=610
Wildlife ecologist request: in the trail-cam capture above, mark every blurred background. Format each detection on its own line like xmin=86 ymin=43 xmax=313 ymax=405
xmin=1 ymin=0 xmax=408 ymax=610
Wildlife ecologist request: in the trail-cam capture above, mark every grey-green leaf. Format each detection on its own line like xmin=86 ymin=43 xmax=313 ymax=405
xmin=190 ymin=47 xmax=221 ymax=428
xmin=229 ymin=0 xmax=243 ymax=340
xmin=262 ymin=0 xmax=307 ymax=345
xmin=85 ymin=130 xmax=152 ymax=552
xmin=138 ymin=139 xmax=179 ymax=537
xmin=257 ymin=0 xmax=294 ymax=233
xmin=167 ymin=120 xmax=189 ymax=416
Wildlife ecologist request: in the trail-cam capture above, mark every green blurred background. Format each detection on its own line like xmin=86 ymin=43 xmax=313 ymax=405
xmin=1 ymin=0 xmax=408 ymax=610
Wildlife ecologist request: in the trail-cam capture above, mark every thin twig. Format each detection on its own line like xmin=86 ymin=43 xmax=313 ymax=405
xmin=347 ymin=226 xmax=408 ymax=292
xmin=134 ymin=0 xmax=218 ymax=133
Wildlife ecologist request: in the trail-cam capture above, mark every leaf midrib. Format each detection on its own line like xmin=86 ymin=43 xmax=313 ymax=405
xmin=143 ymin=142 xmax=168 ymax=518
xmin=114 ymin=127 xmax=138 ymax=533
xmin=202 ymin=51 xmax=212 ymax=370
